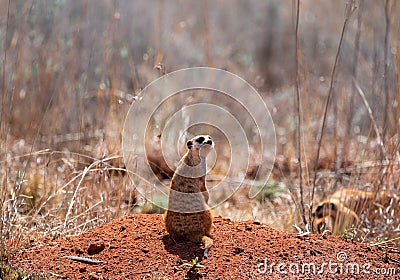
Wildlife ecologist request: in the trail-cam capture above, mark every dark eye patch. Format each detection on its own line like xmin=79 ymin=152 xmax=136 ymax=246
xmin=196 ymin=136 xmax=205 ymax=143
xmin=187 ymin=140 xmax=193 ymax=149
xmin=315 ymin=205 xmax=324 ymax=218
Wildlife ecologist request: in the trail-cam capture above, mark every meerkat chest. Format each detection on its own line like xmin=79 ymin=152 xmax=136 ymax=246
xmin=171 ymin=176 xmax=204 ymax=193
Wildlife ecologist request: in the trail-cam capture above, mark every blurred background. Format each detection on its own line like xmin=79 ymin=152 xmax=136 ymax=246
xmin=1 ymin=0 xmax=399 ymax=243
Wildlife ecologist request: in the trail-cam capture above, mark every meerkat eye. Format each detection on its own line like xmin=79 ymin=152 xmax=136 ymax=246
xmin=186 ymin=140 xmax=193 ymax=149
xmin=196 ymin=136 xmax=205 ymax=143
xmin=314 ymin=205 xmax=324 ymax=218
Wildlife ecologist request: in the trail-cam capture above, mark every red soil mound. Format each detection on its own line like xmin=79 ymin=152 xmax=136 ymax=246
xmin=7 ymin=214 xmax=400 ymax=279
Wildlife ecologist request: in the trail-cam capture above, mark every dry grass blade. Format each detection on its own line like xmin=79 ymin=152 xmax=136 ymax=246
xmin=383 ymin=0 xmax=392 ymax=136
xmin=0 ymin=0 xmax=11 ymax=152
xmin=63 ymin=155 xmax=123 ymax=229
xmin=370 ymin=236 xmax=400 ymax=247
xmin=311 ymin=0 xmax=356 ymax=211
xmin=0 ymin=0 xmax=12 ymax=261
xmin=293 ymin=0 xmax=307 ymax=227
xmin=353 ymin=80 xmax=389 ymax=160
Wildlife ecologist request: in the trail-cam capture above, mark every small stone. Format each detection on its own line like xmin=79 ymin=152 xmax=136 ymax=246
xmin=233 ymin=247 xmax=244 ymax=254
xmin=87 ymin=242 xmax=105 ymax=255
xmin=88 ymin=272 xmax=100 ymax=280
xmin=75 ymin=248 xmax=84 ymax=254
xmin=142 ymin=248 xmax=149 ymax=253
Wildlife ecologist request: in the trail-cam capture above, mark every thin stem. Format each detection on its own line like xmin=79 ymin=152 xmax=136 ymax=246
xmin=294 ymin=0 xmax=306 ymax=226
xmin=354 ymin=81 xmax=388 ymax=160
xmin=383 ymin=0 xmax=391 ymax=138
xmin=1 ymin=0 xmax=11 ymax=152
xmin=0 ymin=0 xmax=11 ymax=256
xmin=347 ymin=0 xmax=363 ymax=154
xmin=311 ymin=1 xmax=356 ymax=208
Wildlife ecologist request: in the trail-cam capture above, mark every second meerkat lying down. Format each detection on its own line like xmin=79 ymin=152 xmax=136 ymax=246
xmin=164 ymin=135 xmax=214 ymax=257
xmin=312 ymin=188 xmax=398 ymax=235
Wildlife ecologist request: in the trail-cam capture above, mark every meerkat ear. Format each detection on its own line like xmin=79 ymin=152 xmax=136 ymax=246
xmin=327 ymin=202 xmax=337 ymax=211
xmin=186 ymin=140 xmax=193 ymax=150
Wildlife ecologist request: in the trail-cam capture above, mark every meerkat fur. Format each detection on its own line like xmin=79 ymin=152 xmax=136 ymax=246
xmin=164 ymin=135 xmax=214 ymax=256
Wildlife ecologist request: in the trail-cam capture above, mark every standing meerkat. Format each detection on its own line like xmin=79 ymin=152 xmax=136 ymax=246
xmin=164 ymin=135 xmax=214 ymax=257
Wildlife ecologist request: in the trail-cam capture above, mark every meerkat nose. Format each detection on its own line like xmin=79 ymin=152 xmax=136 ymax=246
xmin=196 ymin=136 xmax=205 ymax=143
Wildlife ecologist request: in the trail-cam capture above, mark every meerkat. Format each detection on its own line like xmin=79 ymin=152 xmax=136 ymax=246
xmin=312 ymin=188 xmax=397 ymax=234
xmin=164 ymin=135 xmax=214 ymax=257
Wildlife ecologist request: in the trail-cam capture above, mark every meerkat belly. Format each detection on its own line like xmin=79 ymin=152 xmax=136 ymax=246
xmin=168 ymin=179 xmax=208 ymax=211
xmin=165 ymin=211 xmax=212 ymax=243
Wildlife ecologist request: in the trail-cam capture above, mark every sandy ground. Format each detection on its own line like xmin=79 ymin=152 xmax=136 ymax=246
xmin=7 ymin=214 xmax=400 ymax=279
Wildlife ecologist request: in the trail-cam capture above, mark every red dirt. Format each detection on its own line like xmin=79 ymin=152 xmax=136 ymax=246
xmin=7 ymin=214 xmax=400 ymax=279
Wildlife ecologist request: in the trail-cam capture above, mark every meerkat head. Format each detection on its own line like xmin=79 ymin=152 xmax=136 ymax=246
xmin=313 ymin=202 xmax=337 ymax=219
xmin=186 ymin=135 xmax=214 ymax=158
xmin=312 ymin=198 xmax=360 ymax=234
xmin=312 ymin=201 xmax=338 ymax=233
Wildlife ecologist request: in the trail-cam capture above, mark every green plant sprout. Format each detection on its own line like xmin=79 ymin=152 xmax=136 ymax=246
xmin=341 ymin=224 xmax=357 ymax=241
xmin=181 ymin=257 xmax=205 ymax=270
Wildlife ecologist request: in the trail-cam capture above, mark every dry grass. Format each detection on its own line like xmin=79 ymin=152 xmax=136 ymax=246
xmin=1 ymin=1 xmax=400 ymax=272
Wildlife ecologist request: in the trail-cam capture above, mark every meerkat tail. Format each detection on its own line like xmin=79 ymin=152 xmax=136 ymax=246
xmin=202 ymin=236 xmax=213 ymax=258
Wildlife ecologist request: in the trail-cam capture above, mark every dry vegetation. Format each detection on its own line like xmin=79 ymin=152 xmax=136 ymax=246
xmin=1 ymin=0 xmax=400 ymax=276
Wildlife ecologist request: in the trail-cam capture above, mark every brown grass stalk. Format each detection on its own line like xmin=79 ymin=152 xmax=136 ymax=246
xmin=353 ymin=80 xmax=388 ymax=160
xmin=0 ymin=0 xmax=12 ymax=261
xmin=293 ymin=0 xmax=307 ymax=227
xmin=311 ymin=1 xmax=356 ymax=211
xmin=383 ymin=0 xmax=392 ymax=137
